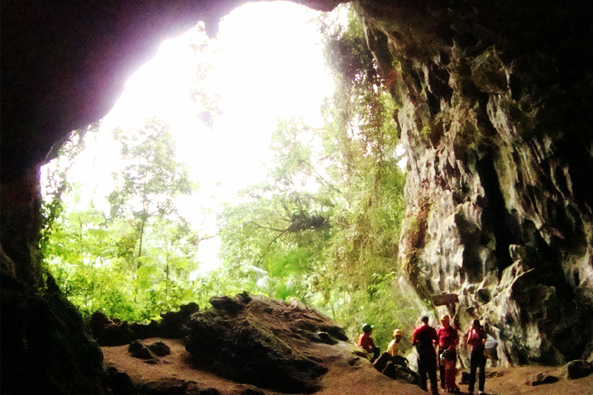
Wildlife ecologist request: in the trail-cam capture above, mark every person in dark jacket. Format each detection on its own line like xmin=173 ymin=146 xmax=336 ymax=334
xmin=467 ymin=319 xmax=487 ymax=395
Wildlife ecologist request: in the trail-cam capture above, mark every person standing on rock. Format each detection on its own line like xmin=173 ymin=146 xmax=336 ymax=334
xmin=412 ymin=316 xmax=439 ymax=395
xmin=437 ymin=315 xmax=460 ymax=393
xmin=467 ymin=319 xmax=487 ymax=395
xmin=358 ymin=323 xmax=380 ymax=362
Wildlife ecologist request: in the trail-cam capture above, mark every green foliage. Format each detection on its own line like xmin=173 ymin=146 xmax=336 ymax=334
xmin=216 ymin=5 xmax=420 ymax=348
xmin=217 ymin=177 xmax=332 ymax=304
xmin=317 ymin=272 xmax=421 ymax=348
xmin=41 ymin=6 xmax=422 ymax=345
xmin=40 ymin=123 xmax=100 ymax=265
xmin=108 ymin=117 xmax=195 ymax=225
xmin=42 ymin=118 xmax=210 ymax=321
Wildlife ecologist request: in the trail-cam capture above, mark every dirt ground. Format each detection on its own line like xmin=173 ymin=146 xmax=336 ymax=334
xmin=102 ymin=338 xmax=593 ymax=395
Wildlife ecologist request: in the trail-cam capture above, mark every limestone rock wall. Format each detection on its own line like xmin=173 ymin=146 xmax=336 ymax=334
xmin=355 ymin=0 xmax=593 ymax=365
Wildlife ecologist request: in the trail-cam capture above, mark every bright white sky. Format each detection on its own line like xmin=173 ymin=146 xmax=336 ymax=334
xmin=60 ymin=2 xmax=335 ymax=270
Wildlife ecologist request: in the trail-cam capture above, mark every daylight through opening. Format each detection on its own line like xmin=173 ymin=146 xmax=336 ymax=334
xmin=40 ymin=2 xmax=412 ymax=348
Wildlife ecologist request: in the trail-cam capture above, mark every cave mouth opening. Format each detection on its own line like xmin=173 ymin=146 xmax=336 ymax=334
xmin=40 ymin=1 xmax=333 ymax=269
xmin=5 ymin=0 xmax=593 ymax=391
xmin=39 ymin=1 xmax=414 ymax=346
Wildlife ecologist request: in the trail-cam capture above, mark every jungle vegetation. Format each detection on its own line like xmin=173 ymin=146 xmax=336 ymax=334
xmin=40 ymin=6 xmax=422 ymax=348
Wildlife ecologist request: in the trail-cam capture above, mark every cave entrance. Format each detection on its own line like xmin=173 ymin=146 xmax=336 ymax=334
xmin=41 ymin=1 xmax=413 ymax=347
xmin=43 ymin=1 xmax=333 ymax=270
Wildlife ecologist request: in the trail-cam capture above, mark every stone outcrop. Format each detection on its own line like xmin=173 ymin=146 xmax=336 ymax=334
xmin=2 ymin=0 xmax=593 ymax=392
xmin=184 ymin=293 xmax=346 ymax=393
xmin=89 ymin=302 xmax=200 ymax=346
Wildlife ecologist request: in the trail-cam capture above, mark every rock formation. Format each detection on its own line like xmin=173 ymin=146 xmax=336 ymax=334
xmin=355 ymin=0 xmax=593 ymax=365
xmin=184 ymin=293 xmax=345 ymax=393
xmin=2 ymin=0 xmax=593 ymax=393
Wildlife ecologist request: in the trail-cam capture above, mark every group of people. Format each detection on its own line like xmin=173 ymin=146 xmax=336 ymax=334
xmin=358 ymin=315 xmax=488 ymax=395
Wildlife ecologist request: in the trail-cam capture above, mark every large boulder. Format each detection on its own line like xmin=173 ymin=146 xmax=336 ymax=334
xmin=184 ymin=293 xmax=347 ymax=393
xmin=566 ymin=360 xmax=593 ymax=380
xmin=89 ymin=312 xmax=135 ymax=346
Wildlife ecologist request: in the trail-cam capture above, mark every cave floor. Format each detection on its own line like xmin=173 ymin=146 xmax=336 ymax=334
xmin=102 ymin=339 xmax=593 ymax=395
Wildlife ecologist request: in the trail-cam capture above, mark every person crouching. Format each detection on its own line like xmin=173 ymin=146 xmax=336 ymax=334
xmin=358 ymin=323 xmax=380 ymax=362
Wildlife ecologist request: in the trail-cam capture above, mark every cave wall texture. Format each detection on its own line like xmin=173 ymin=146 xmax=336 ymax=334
xmin=354 ymin=0 xmax=593 ymax=365
xmin=1 ymin=0 xmax=592 ymax=392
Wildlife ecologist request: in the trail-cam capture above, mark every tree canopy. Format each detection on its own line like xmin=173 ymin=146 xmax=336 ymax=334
xmin=40 ymin=5 xmax=423 ymax=348
xmin=215 ymin=7 xmax=419 ymax=346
